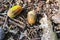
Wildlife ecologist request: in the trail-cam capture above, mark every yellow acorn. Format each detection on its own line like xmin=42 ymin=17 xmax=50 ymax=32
xmin=7 ymin=5 xmax=23 ymax=18
xmin=27 ymin=10 xmax=36 ymax=25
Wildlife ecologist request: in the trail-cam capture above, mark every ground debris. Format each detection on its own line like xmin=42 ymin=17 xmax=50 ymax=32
xmin=0 ymin=0 xmax=60 ymax=40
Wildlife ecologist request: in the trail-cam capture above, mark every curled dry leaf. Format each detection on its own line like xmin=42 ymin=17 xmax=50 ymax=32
xmin=40 ymin=14 xmax=58 ymax=40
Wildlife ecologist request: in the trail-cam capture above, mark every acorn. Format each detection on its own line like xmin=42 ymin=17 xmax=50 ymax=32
xmin=7 ymin=5 xmax=23 ymax=18
xmin=27 ymin=10 xmax=36 ymax=25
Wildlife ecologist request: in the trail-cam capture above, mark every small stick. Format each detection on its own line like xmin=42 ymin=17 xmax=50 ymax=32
xmin=11 ymin=18 xmax=25 ymax=25
xmin=9 ymin=19 xmax=25 ymax=29
xmin=3 ymin=16 xmax=8 ymax=29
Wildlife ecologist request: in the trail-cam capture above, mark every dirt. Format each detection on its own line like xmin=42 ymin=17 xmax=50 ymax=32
xmin=0 ymin=0 xmax=60 ymax=40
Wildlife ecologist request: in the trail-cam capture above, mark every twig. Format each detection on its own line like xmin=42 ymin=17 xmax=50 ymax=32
xmin=11 ymin=18 xmax=25 ymax=25
xmin=3 ymin=16 xmax=8 ymax=29
xmin=8 ymin=19 xmax=25 ymax=29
